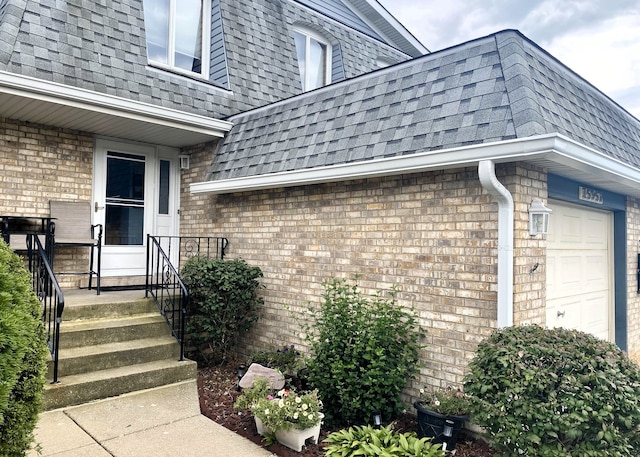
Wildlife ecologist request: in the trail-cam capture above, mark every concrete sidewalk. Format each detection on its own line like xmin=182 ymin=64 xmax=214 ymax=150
xmin=29 ymin=380 xmax=276 ymax=457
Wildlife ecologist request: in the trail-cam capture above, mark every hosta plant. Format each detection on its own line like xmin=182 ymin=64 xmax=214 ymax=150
xmin=324 ymin=425 xmax=445 ymax=457
xmin=464 ymin=325 xmax=640 ymax=457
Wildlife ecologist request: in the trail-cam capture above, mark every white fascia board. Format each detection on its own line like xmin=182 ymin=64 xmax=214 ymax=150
xmin=348 ymin=0 xmax=429 ymax=55
xmin=552 ymin=134 xmax=640 ymax=186
xmin=191 ymin=133 xmax=640 ymax=195
xmin=0 ymin=70 xmax=233 ymax=137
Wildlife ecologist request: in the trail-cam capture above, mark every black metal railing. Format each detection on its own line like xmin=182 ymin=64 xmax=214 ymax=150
xmin=27 ymin=234 xmax=64 ymax=384
xmin=145 ymin=236 xmax=228 ymax=360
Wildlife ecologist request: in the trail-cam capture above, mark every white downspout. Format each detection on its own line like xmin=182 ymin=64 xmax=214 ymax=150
xmin=478 ymin=160 xmax=514 ymax=328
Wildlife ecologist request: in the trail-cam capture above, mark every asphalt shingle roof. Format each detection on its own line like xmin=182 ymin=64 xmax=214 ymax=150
xmin=0 ymin=0 xmax=409 ymax=119
xmin=206 ymin=30 xmax=640 ymax=182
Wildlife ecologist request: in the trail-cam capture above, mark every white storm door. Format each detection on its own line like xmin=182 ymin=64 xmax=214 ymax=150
xmin=94 ymin=140 xmax=156 ymax=277
xmin=155 ymin=149 xmax=181 ymax=264
xmin=546 ymin=200 xmax=613 ymax=341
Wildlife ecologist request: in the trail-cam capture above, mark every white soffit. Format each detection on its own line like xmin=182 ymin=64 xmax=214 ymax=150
xmin=0 ymin=71 xmax=232 ymax=148
xmin=191 ymin=134 xmax=640 ymax=198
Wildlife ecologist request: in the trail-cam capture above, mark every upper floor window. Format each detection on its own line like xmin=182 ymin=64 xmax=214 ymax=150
xmin=143 ymin=0 xmax=210 ymax=77
xmin=293 ymin=28 xmax=332 ymax=91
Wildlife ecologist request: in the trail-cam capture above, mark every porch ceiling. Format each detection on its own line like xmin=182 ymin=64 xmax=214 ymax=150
xmin=0 ymin=71 xmax=232 ymax=148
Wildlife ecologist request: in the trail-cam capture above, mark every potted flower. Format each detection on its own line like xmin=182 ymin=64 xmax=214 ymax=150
xmin=254 ymin=387 xmax=324 ymax=452
xmin=413 ymin=386 xmax=471 ymax=451
xmin=234 ymin=377 xmax=324 ymax=451
xmin=234 ymin=377 xmax=273 ymax=434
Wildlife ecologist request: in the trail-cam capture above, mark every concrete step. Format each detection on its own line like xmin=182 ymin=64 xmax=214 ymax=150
xmin=59 ymin=313 xmax=170 ymax=348
xmin=62 ymin=297 xmax=156 ymax=321
xmin=43 ymin=359 xmax=198 ymax=410
xmin=48 ymin=336 xmax=181 ymax=379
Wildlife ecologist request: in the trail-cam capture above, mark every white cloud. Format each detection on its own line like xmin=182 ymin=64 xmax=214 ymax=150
xmin=379 ymin=0 xmax=640 ymax=118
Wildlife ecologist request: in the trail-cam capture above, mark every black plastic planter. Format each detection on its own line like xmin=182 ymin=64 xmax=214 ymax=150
xmin=413 ymin=401 xmax=468 ymax=451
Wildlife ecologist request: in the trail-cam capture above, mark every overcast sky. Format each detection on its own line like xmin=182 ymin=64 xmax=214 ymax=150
xmin=377 ymin=0 xmax=640 ymax=119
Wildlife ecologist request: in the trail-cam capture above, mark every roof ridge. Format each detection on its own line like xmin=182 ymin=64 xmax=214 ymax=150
xmin=494 ymin=31 xmax=548 ymax=138
xmin=0 ymin=0 xmax=27 ymax=66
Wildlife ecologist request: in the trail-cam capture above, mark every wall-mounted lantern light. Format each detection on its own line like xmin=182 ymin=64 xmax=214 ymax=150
xmin=179 ymin=154 xmax=190 ymax=170
xmin=528 ymin=199 xmax=552 ymax=236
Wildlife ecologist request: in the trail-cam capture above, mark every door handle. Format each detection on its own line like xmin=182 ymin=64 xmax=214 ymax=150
xmin=557 ymin=310 xmax=565 ymax=318
xmin=94 ymin=202 xmax=104 ymax=212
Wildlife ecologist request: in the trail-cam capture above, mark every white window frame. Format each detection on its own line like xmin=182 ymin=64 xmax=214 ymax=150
xmin=293 ymin=26 xmax=332 ymax=91
xmin=144 ymin=0 xmax=211 ymax=78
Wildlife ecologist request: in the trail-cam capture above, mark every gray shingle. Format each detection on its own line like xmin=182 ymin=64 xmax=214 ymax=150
xmin=202 ymin=30 xmax=640 ymax=182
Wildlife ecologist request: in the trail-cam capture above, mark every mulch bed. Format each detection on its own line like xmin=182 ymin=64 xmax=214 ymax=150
xmin=197 ymin=361 xmax=495 ymax=456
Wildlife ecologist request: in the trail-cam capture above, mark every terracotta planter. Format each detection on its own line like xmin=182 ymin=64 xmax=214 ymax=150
xmin=413 ymin=401 xmax=468 ymax=451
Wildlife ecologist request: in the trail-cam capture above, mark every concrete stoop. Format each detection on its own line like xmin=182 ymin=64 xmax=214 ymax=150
xmin=44 ymin=290 xmax=197 ymax=410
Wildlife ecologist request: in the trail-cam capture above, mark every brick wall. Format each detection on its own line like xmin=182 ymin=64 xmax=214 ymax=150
xmin=0 ymin=118 xmax=94 ymax=287
xmin=507 ymin=163 xmax=548 ymax=325
xmin=626 ymin=197 xmax=640 ymax=362
xmin=181 ymin=148 xmax=548 ymax=391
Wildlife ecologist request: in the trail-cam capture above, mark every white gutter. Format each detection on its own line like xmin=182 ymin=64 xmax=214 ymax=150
xmin=192 ymin=135 xmax=557 ymax=194
xmin=192 ymin=134 xmax=640 ymax=197
xmin=478 ymin=160 xmax=514 ymax=328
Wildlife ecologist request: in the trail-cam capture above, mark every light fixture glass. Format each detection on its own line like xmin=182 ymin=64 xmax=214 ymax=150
xmin=179 ymin=154 xmax=190 ymax=170
xmin=528 ymin=199 xmax=552 ymax=236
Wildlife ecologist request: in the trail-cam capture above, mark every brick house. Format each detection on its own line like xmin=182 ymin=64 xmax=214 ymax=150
xmin=1 ymin=0 xmax=639 ymax=393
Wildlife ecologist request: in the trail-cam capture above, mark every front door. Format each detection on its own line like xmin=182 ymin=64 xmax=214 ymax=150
xmin=93 ymin=139 xmax=180 ymax=277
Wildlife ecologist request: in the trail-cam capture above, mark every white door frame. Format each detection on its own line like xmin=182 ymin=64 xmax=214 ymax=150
xmin=93 ymin=138 xmax=180 ymax=277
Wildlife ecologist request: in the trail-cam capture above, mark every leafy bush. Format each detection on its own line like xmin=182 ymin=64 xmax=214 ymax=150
xmin=181 ymin=257 xmax=263 ymax=365
xmin=464 ymin=325 xmax=640 ymax=457
xmin=0 ymin=239 xmax=48 ymax=456
xmin=304 ymin=278 xmax=423 ymax=427
xmin=248 ymin=344 xmax=303 ymax=375
xmin=324 ymin=424 xmax=445 ymax=457
xmin=416 ymin=386 xmax=472 ymax=416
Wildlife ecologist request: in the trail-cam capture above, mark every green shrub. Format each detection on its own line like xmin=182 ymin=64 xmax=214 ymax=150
xmin=324 ymin=424 xmax=445 ymax=457
xmin=0 ymin=240 xmax=48 ymax=456
xmin=248 ymin=344 xmax=303 ymax=375
xmin=181 ymin=257 xmax=263 ymax=365
xmin=464 ymin=325 xmax=640 ymax=457
xmin=304 ymin=278 xmax=423 ymax=427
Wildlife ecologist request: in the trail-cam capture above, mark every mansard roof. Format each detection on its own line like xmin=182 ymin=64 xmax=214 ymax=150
xmin=196 ymin=30 xmax=640 ymax=197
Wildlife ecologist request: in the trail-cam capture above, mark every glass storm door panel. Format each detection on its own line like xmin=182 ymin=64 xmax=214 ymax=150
xmin=105 ymin=152 xmax=146 ymax=246
xmin=94 ymin=140 xmax=180 ymax=278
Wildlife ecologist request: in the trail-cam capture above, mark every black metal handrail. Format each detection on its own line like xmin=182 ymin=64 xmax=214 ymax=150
xmin=145 ymin=236 xmax=228 ymax=361
xmin=27 ymin=233 xmax=64 ymax=384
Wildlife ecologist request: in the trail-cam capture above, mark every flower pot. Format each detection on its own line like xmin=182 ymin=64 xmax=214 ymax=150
xmin=254 ymin=415 xmax=271 ymax=435
xmin=274 ymin=413 xmax=324 ymax=452
xmin=413 ymin=401 xmax=468 ymax=451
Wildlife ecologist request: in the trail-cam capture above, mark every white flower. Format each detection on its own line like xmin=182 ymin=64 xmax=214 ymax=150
xmin=295 ymin=397 xmax=302 ymax=404
xmin=434 ymin=400 xmax=441 ymax=407
xmin=293 ymin=412 xmax=299 ymax=419
xmin=278 ymin=400 xmax=285 ymax=408
xmin=301 ymin=403 xmax=308 ymax=410
xmin=264 ymin=409 xmax=270 ymax=415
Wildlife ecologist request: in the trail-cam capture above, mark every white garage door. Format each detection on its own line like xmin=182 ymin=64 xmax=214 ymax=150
xmin=546 ymin=200 xmax=613 ymax=341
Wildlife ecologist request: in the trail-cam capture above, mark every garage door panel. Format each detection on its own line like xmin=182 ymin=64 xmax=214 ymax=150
xmin=550 ymin=253 xmax=607 ymax=296
xmin=583 ymin=213 xmax=610 ymax=249
xmin=581 ymin=293 xmax=610 ymax=340
xmin=546 ymin=200 xmax=612 ymax=342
